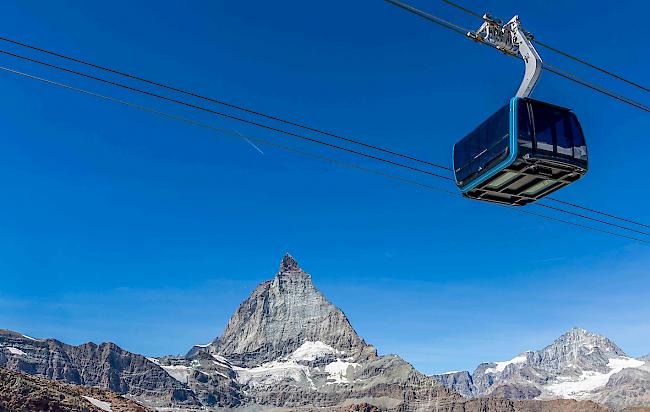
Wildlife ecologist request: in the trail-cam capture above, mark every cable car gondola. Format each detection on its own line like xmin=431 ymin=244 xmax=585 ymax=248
xmin=453 ymin=97 xmax=587 ymax=206
xmin=453 ymin=15 xmax=588 ymax=206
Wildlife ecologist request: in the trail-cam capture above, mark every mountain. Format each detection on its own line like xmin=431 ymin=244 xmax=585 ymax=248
xmin=195 ymin=254 xmax=374 ymax=367
xmin=180 ymin=254 xmax=459 ymax=410
xmin=434 ymin=327 xmax=649 ymax=410
xmin=0 ymin=367 xmax=149 ymax=411
xmin=172 ymin=254 xmax=608 ymax=411
xmin=0 ymin=254 xmax=627 ymax=411
xmin=0 ymin=329 xmax=199 ymax=408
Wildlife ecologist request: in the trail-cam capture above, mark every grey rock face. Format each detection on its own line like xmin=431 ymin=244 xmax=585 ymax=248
xmin=204 ymin=253 xmax=373 ymax=368
xmin=432 ymin=371 xmax=475 ymax=397
xmin=488 ymin=383 xmax=541 ymax=400
xmin=154 ymin=352 xmax=242 ymax=407
xmin=530 ymin=327 xmax=625 ymax=373
xmin=593 ymin=362 xmax=650 ymax=410
xmin=0 ymin=329 xmax=199 ymax=407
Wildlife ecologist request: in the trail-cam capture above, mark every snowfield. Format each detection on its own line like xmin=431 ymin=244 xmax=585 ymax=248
xmin=234 ymin=360 xmax=313 ymax=388
xmin=6 ymin=347 xmax=26 ymax=356
xmin=545 ymin=357 xmax=645 ymax=398
xmin=325 ymin=359 xmax=360 ymax=384
xmin=82 ymin=396 xmax=112 ymax=412
xmin=232 ymin=341 xmax=357 ymax=388
xmin=289 ymin=341 xmax=341 ymax=362
xmin=485 ymin=353 xmax=529 ymax=374
xmin=160 ymin=364 xmax=191 ymax=384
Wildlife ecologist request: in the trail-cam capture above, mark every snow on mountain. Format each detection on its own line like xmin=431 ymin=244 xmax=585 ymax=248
xmin=545 ymin=357 xmax=645 ymax=398
xmin=234 ymin=360 xmax=313 ymax=388
xmin=82 ymin=396 xmax=113 ymax=412
xmin=5 ymin=347 xmax=26 ymax=356
xmin=484 ymin=353 xmax=529 ymax=374
xmin=230 ymin=341 xmax=340 ymax=389
xmin=289 ymin=340 xmax=343 ymax=362
xmin=324 ymin=359 xmax=360 ymax=384
xmin=434 ymin=327 xmax=649 ymax=410
xmin=159 ymin=364 xmax=193 ymax=384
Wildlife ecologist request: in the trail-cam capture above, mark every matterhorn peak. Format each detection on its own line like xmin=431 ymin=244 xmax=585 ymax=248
xmin=206 ymin=253 xmax=370 ymax=367
xmin=279 ymin=252 xmax=302 ymax=273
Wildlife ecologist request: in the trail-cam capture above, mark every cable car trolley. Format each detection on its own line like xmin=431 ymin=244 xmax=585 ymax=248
xmin=453 ymin=15 xmax=588 ymax=206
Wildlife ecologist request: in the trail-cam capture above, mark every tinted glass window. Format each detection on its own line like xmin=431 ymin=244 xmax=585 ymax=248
xmin=555 ymin=115 xmax=572 ymax=156
xmin=454 ymin=103 xmax=510 ymax=185
xmin=568 ymin=113 xmax=587 ymax=161
xmin=532 ymin=104 xmax=554 ymax=153
xmin=517 ymin=100 xmax=533 ymax=150
xmin=529 ymin=101 xmax=587 ymax=163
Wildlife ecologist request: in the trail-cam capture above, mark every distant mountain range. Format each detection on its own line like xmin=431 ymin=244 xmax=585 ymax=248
xmin=433 ymin=327 xmax=650 ymax=411
xmin=0 ymin=254 xmax=644 ymax=411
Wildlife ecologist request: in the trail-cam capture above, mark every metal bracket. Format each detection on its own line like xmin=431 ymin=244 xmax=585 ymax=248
xmin=468 ymin=14 xmax=542 ymax=98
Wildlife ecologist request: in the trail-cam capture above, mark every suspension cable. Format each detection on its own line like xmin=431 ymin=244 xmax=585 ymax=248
xmin=541 ymin=63 xmax=650 ymax=112
xmin=440 ymin=0 xmax=650 ymax=93
xmin=534 ymin=40 xmax=649 ymax=93
xmin=536 ymin=204 xmax=650 ymax=237
xmin=384 ymin=0 xmax=650 ymax=112
xmin=1 ymin=64 xmax=647 ymax=244
xmin=0 ymin=36 xmax=450 ymax=172
xmin=0 ymin=38 xmax=647 ymax=233
xmin=1 ymin=36 xmax=648 ymax=226
xmin=0 ymin=49 xmax=453 ymax=181
xmin=384 ymin=0 xmax=469 ymax=36
xmin=545 ymin=197 xmax=650 ymax=229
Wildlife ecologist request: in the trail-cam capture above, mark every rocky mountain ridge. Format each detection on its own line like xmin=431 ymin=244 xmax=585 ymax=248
xmin=1 ymin=254 xmax=645 ymax=411
xmin=0 ymin=367 xmax=149 ymax=411
xmin=433 ymin=327 xmax=649 ymax=411
xmin=0 ymin=328 xmax=200 ymax=408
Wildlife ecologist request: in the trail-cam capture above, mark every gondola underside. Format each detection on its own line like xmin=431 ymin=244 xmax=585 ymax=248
xmin=463 ymin=156 xmax=586 ymax=206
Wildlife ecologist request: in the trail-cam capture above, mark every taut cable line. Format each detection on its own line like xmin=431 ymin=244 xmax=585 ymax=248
xmin=2 ymin=64 xmax=647 ymax=244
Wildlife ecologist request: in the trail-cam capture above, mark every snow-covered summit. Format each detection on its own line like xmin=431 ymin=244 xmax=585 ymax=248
xmin=435 ymin=327 xmax=649 ymax=409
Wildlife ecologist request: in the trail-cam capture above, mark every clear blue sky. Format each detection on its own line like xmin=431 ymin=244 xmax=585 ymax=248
xmin=0 ymin=0 xmax=648 ymax=374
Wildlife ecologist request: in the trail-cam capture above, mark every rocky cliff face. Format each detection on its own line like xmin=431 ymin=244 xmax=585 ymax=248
xmin=198 ymin=254 xmax=373 ymax=368
xmin=434 ymin=327 xmax=649 ymax=411
xmin=432 ymin=370 xmax=475 ymax=397
xmin=0 ymin=329 xmax=199 ymax=408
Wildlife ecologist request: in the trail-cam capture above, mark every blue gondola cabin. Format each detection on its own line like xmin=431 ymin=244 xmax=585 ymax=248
xmin=453 ymin=97 xmax=588 ymax=206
